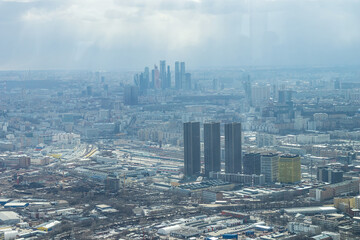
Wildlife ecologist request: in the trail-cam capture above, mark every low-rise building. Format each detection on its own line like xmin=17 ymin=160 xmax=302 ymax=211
xmin=287 ymin=222 xmax=321 ymax=235
xmin=36 ymin=220 xmax=61 ymax=232
xmin=310 ymin=180 xmax=360 ymax=202
xmin=0 ymin=211 xmax=20 ymax=225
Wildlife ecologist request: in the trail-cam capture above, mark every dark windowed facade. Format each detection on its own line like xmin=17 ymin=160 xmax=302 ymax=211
xmin=204 ymin=122 xmax=221 ymax=177
xmin=184 ymin=122 xmax=200 ymax=177
xmin=225 ymin=123 xmax=242 ymax=174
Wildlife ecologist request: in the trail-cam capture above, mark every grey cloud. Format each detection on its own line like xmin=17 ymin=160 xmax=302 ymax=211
xmin=0 ymin=0 xmax=359 ymax=70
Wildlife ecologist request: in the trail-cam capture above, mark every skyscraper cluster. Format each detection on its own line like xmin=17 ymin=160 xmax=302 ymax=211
xmin=175 ymin=61 xmax=191 ymax=90
xmin=133 ymin=67 xmax=150 ymax=95
xmin=184 ymin=122 xmax=242 ymax=178
xmin=134 ymin=60 xmax=191 ymax=93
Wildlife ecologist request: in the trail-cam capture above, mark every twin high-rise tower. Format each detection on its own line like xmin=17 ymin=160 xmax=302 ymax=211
xmin=225 ymin=123 xmax=242 ymax=174
xmin=204 ymin=122 xmax=221 ymax=177
xmin=175 ymin=61 xmax=189 ymax=90
xmin=183 ymin=122 xmax=201 ymax=176
xmin=160 ymin=60 xmax=171 ymax=89
xmin=184 ymin=122 xmax=242 ymax=177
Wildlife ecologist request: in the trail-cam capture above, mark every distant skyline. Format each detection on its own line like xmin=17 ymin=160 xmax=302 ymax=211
xmin=0 ymin=0 xmax=359 ymax=70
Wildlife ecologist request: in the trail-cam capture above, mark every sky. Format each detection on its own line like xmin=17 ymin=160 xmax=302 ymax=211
xmin=0 ymin=0 xmax=359 ymax=70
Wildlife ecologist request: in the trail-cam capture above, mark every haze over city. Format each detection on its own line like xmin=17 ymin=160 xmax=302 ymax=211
xmin=1 ymin=0 xmax=360 ymax=240
xmin=0 ymin=0 xmax=360 ymax=70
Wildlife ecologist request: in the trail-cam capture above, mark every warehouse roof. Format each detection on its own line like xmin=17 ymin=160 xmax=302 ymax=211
xmin=0 ymin=198 xmax=11 ymax=203
xmin=36 ymin=220 xmax=61 ymax=229
xmin=4 ymin=202 xmax=29 ymax=208
xmin=284 ymin=206 xmax=336 ymax=215
xmin=0 ymin=211 xmax=20 ymax=221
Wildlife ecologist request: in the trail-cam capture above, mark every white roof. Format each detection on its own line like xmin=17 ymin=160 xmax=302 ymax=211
xmin=37 ymin=220 xmax=61 ymax=229
xmin=0 ymin=211 xmax=20 ymax=221
xmin=4 ymin=202 xmax=28 ymax=207
xmin=96 ymin=204 xmax=111 ymax=209
xmin=157 ymin=225 xmax=182 ymax=235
